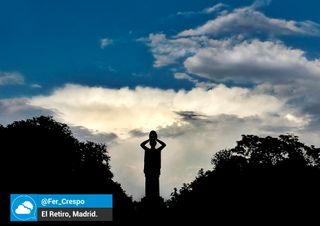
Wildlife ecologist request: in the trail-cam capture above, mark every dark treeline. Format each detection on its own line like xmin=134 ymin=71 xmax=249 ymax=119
xmin=167 ymin=134 xmax=320 ymax=224
xmin=0 ymin=116 xmax=134 ymax=224
xmin=1 ymin=116 xmax=319 ymax=224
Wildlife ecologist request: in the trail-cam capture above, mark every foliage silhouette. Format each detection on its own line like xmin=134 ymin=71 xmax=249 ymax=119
xmin=0 ymin=116 xmax=133 ymax=224
xmin=167 ymin=134 xmax=320 ymax=223
xmin=1 ymin=117 xmax=320 ymax=224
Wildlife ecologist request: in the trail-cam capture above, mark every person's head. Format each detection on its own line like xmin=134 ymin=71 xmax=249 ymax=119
xmin=149 ymin=130 xmax=157 ymax=140
xmin=149 ymin=139 xmax=157 ymax=148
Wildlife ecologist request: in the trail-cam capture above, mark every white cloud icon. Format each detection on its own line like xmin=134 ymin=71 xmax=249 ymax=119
xmin=22 ymin=201 xmax=33 ymax=210
xmin=15 ymin=205 xmax=31 ymax=214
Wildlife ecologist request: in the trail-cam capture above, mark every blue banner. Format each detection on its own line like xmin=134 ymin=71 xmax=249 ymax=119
xmin=10 ymin=194 xmax=113 ymax=222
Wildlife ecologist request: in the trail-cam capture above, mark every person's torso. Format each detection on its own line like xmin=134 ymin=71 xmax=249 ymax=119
xmin=144 ymin=148 xmax=161 ymax=170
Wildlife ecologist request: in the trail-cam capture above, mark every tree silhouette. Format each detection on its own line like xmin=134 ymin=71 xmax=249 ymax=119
xmin=1 ymin=117 xmax=320 ymax=224
xmin=167 ymin=134 xmax=320 ymax=224
xmin=0 ymin=116 xmax=134 ymax=224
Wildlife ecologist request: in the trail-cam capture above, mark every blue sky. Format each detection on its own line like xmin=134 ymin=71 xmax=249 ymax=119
xmin=1 ymin=0 xmax=320 ymax=199
xmin=1 ymin=0 xmax=319 ymax=97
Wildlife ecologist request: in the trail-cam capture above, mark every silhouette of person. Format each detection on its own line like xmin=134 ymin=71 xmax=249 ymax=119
xmin=140 ymin=131 xmax=166 ymax=198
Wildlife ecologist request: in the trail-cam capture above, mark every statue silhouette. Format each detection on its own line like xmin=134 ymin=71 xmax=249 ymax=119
xmin=140 ymin=131 xmax=166 ymax=199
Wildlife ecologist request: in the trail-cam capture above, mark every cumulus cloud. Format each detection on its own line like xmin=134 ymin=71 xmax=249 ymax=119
xmin=0 ymin=83 xmax=314 ymax=199
xmin=145 ymin=33 xmax=230 ymax=67
xmin=177 ymin=3 xmax=320 ymax=37
xmin=184 ymin=39 xmax=320 ymax=83
xmin=145 ymin=33 xmax=200 ymax=67
xmin=28 ymin=84 xmax=307 ymax=137
xmin=144 ymin=2 xmax=320 ymax=103
xmin=30 ymin=85 xmax=178 ymax=138
xmin=100 ymin=38 xmax=113 ymax=49
xmin=0 ymin=71 xmax=24 ymax=85
xmin=142 ymin=1 xmax=320 ymax=132
xmin=23 ymin=83 xmax=313 ymax=199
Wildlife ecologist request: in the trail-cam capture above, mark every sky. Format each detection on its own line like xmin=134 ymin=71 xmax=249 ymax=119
xmin=1 ymin=0 xmax=320 ymax=200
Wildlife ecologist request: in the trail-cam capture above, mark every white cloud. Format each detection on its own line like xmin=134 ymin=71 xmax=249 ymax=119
xmin=100 ymin=38 xmax=113 ymax=49
xmin=23 ymin=83 xmax=313 ymax=199
xmin=30 ymin=85 xmax=178 ymax=138
xmin=146 ymin=33 xmax=320 ymax=85
xmin=174 ymin=72 xmax=196 ymax=82
xmin=177 ymin=3 xmax=227 ymax=16
xmin=0 ymin=71 xmax=24 ymax=85
xmin=146 ymin=33 xmax=199 ymax=67
xmin=177 ymin=4 xmax=320 ymax=37
xmin=203 ymin=3 xmax=228 ymax=14
xmin=184 ymin=39 xmax=320 ymax=83
xmin=143 ymin=2 xmax=320 ymax=121
xmin=145 ymin=1 xmax=320 ymax=77
xmin=29 ymin=84 xmax=304 ymax=138
xmin=15 ymin=205 xmax=31 ymax=214
xmin=146 ymin=33 xmax=230 ymax=67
